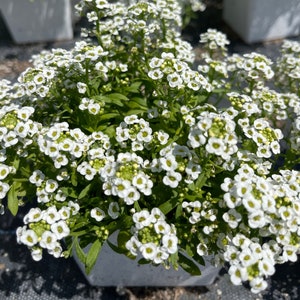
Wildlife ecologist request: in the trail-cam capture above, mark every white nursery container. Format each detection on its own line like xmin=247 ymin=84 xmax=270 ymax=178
xmin=223 ymin=0 xmax=300 ymax=43
xmin=0 ymin=0 xmax=73 ymax=44
xmin=74 ymin=234 xmax=221 ymax=287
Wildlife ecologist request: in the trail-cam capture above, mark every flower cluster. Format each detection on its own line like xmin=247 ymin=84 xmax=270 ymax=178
xmin=126 ymin=208 xmax=178 ymax=265
xmin=0 ymin=0 xmax=300 ymax=294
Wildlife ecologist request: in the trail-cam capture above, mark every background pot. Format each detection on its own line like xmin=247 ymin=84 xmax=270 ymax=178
xmin=0 ymin=0 xmax=74 ymax=44
xmin=223 ymin=0 xmax=300 ymax=43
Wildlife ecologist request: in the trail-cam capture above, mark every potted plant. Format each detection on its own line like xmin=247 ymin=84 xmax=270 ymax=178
xmin=0 ymin=0 xmax=74 ymax=44
xmin=0 ymin=0 xmax=300 ymax=294
xmin=223 ymin=0 xmax=300 ymax=43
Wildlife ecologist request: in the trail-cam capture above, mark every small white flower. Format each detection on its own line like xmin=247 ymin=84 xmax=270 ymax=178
xmin=133 ymin=210 xmax=152 ymax=229
xmin=125 ymin=236 xmax=141 ymax=256
xmin=162 ymin=234 xmax=178 ymax=254
xmin=45 ymin=179 xmax=59 ymax=193
xmin=31 ymin=248 xmax=43 ymax=261
xmin=250 ymin=277 xmax=268 ymax=294
xmin=20 ymin=229 xmax=38 ymax=247
xmin=153 ymin=248 xmax=169 ymax=264
xmin=23 ymin=207 xmax=43 ymax=224
xmin=51 ymin=220 xmax=70 ymax=240
xmin=140 ymin=242 xmax=158 ymax=260
xmin=258 ymin=258 xmax=275 ymax=276
xmin=154 ymin=220 xmax=171 ymax=235
xmin=88 ymin=102 xmax=101 ymax=115
xmin=90 ymin=207 xmax=106 ymax=221
xmin=228 ymin=265 xmax=248 ymax=286
xmin=163 ymin=171 xmax=182 ymax=188
xmin=108 ymin=202 xmax=120 ymax=219
xmin=0 ymin=181 xmax=9 ymax=199
xmin=123 ymin=187 xmax=140 ymax=205
xmin=43 ymin=206 xmax=61 ymax=224
xmin=48 ymin=242 xmax=63 ymax=258
xmin=39 ymin=230 xmax=58 ymax=250
xmin=0 ymin=164 xmax=10 ymax=180
xmin=77 ymin=82 xmax=87 ymax=94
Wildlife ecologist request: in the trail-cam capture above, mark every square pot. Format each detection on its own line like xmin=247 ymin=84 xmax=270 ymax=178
xmin=0 ymin=0 xmax=73 ymax=44
xmin=73 ymin=234 xmax=221 ymax=287
xmin=223 ymin=0 xmax=300 ymax=43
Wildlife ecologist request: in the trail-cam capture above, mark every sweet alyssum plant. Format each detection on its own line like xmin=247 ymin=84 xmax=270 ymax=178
xmin=0 ymin=0 xmax=300 ymax=294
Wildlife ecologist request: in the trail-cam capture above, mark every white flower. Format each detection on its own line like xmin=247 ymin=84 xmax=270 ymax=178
xmin=112 ymin=178 xmax=131 ymax=198
xmin=205 ymin=137 xmax=226 ymax=156
xmin=222 ymin=209 xmax=242 ymax=229
xmin=31 ymin=248 xmax=43 ymax=261
xmin=58 ymin=206 xmax=71 ymax=220
xmin=162 ymin=234 xmax=178 ymax=254
xmin=167 ymin=72 xmax=183 ymax=88
xmin=45 ymin=179 xmax=59 ymax=193
xmin=282 ymin=245 xmax=298 ymax=262
xmin=154 ymin=220 xmax=171 ymax=235
xmin=77 ymin=82 xmax=87 ymax=94
xmin=17 ymin=106 xmax=35 ymax=121
xmin=20 ymin=229 xmax=38 ymax=247
xmin=123 ymin=186 xmax=140 ymax=205
xmin=88 ymin=102 xmax=101 ymax=115
xmin=90 ymin=207 xmax=106 ymax=221
xmin=163 ymin=171 xmax=182 ymax=188
xmin=48 ymin=243 xmax=63 ymax=258
xmin=228 ymin=265 xmax=248 ymax=286
xmin=239 ymin=248 xmax=256 ymax=267
xmin=125 ymin=236 xmax=141 ymax=256
xmin=150 ymin=207 xmax=165 ymax=222
xmin=258 ymin=258 xmax=275 ymax=276
xmin=250 ymin=277 xmax=268 ymax=294
xmin=138 ymin=242 xmax=157 ymax=260
xmin=108 ymin=202 xmax=120 ymax=219
xmin=23 ymin=207 xmax=43 ymax=224
xmin=133 ymin=210 xmax=152 ymax=229
xmin=51 ymin=220 xmax=70 ymax=239
xmin=153 ymin=248 xmax=169 ymax=264
xmin=3 ymin=131 xmax=18 ymax=147
xmin=0 ymin=164 xmax=10 ymax=180
xmin=39 ymin=230 xmax=58 ymax=250
xmin=0 ymin=181 xmax=10 ymax=199
xmin=43 ymin=206 xmax=61 ymax=224
xmin=148 ymin=69 xmax=163 ymax=80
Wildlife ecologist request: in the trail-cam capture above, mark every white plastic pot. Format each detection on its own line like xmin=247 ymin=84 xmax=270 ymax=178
xmin=0 ymin=0 xmax=73 ymax=44
xmin=73 ymin=234 xmax=221 ymax=287
xmin=223 ymin=0 xmax=300 ymax=43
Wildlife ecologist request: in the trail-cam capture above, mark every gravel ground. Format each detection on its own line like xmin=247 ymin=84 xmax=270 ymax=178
xmin=1 ymin=1 xmax=300 ymax=299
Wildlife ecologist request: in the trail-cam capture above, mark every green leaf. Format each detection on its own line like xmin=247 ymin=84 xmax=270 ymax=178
xmin=125 ymin=81 xmax=141 ymax=93
xmin=71 ymin=169 xmax=78 ymax=187
xmin=178 ymin=252 xmax=201 ymax=276
xmin=126 ymin=97 xmax=147 ymax=109
xmin=175 ymin=204 xmax=183 ymax=219
xmin=99 ymin=112 xmax=120 ymax=121
xmin=125 ymin=109 xmax=147 ymax=116
xmin=108 ymin=93 xmax=129 ymax=101
xmin=117 ymin=230 xmax=131 ymax=250
xmin=78 ymin=184 xmax=92 ymax=200
xmin=60 ymin=187 xmax=78 ymax=198
xmin=74 ymin=238 xmax=86 ymax=264
xmin=85 ymin=239 xmax=102 ymax=274
xmin=7 ymin=182 xmax=20 ymax=216
xmin=159 ymin=198 xmax=178 ymax=215
xmin=107 ymin=239 xmax=128 ymax=255
xmin=13 ymin=156 xmax=20 ymax=170
xmin=138 ymin=258 xmax=150 ymax=265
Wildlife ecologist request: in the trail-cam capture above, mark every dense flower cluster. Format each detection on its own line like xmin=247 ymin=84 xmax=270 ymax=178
xmin=0 ymin=0 xmax=299 ymax=294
